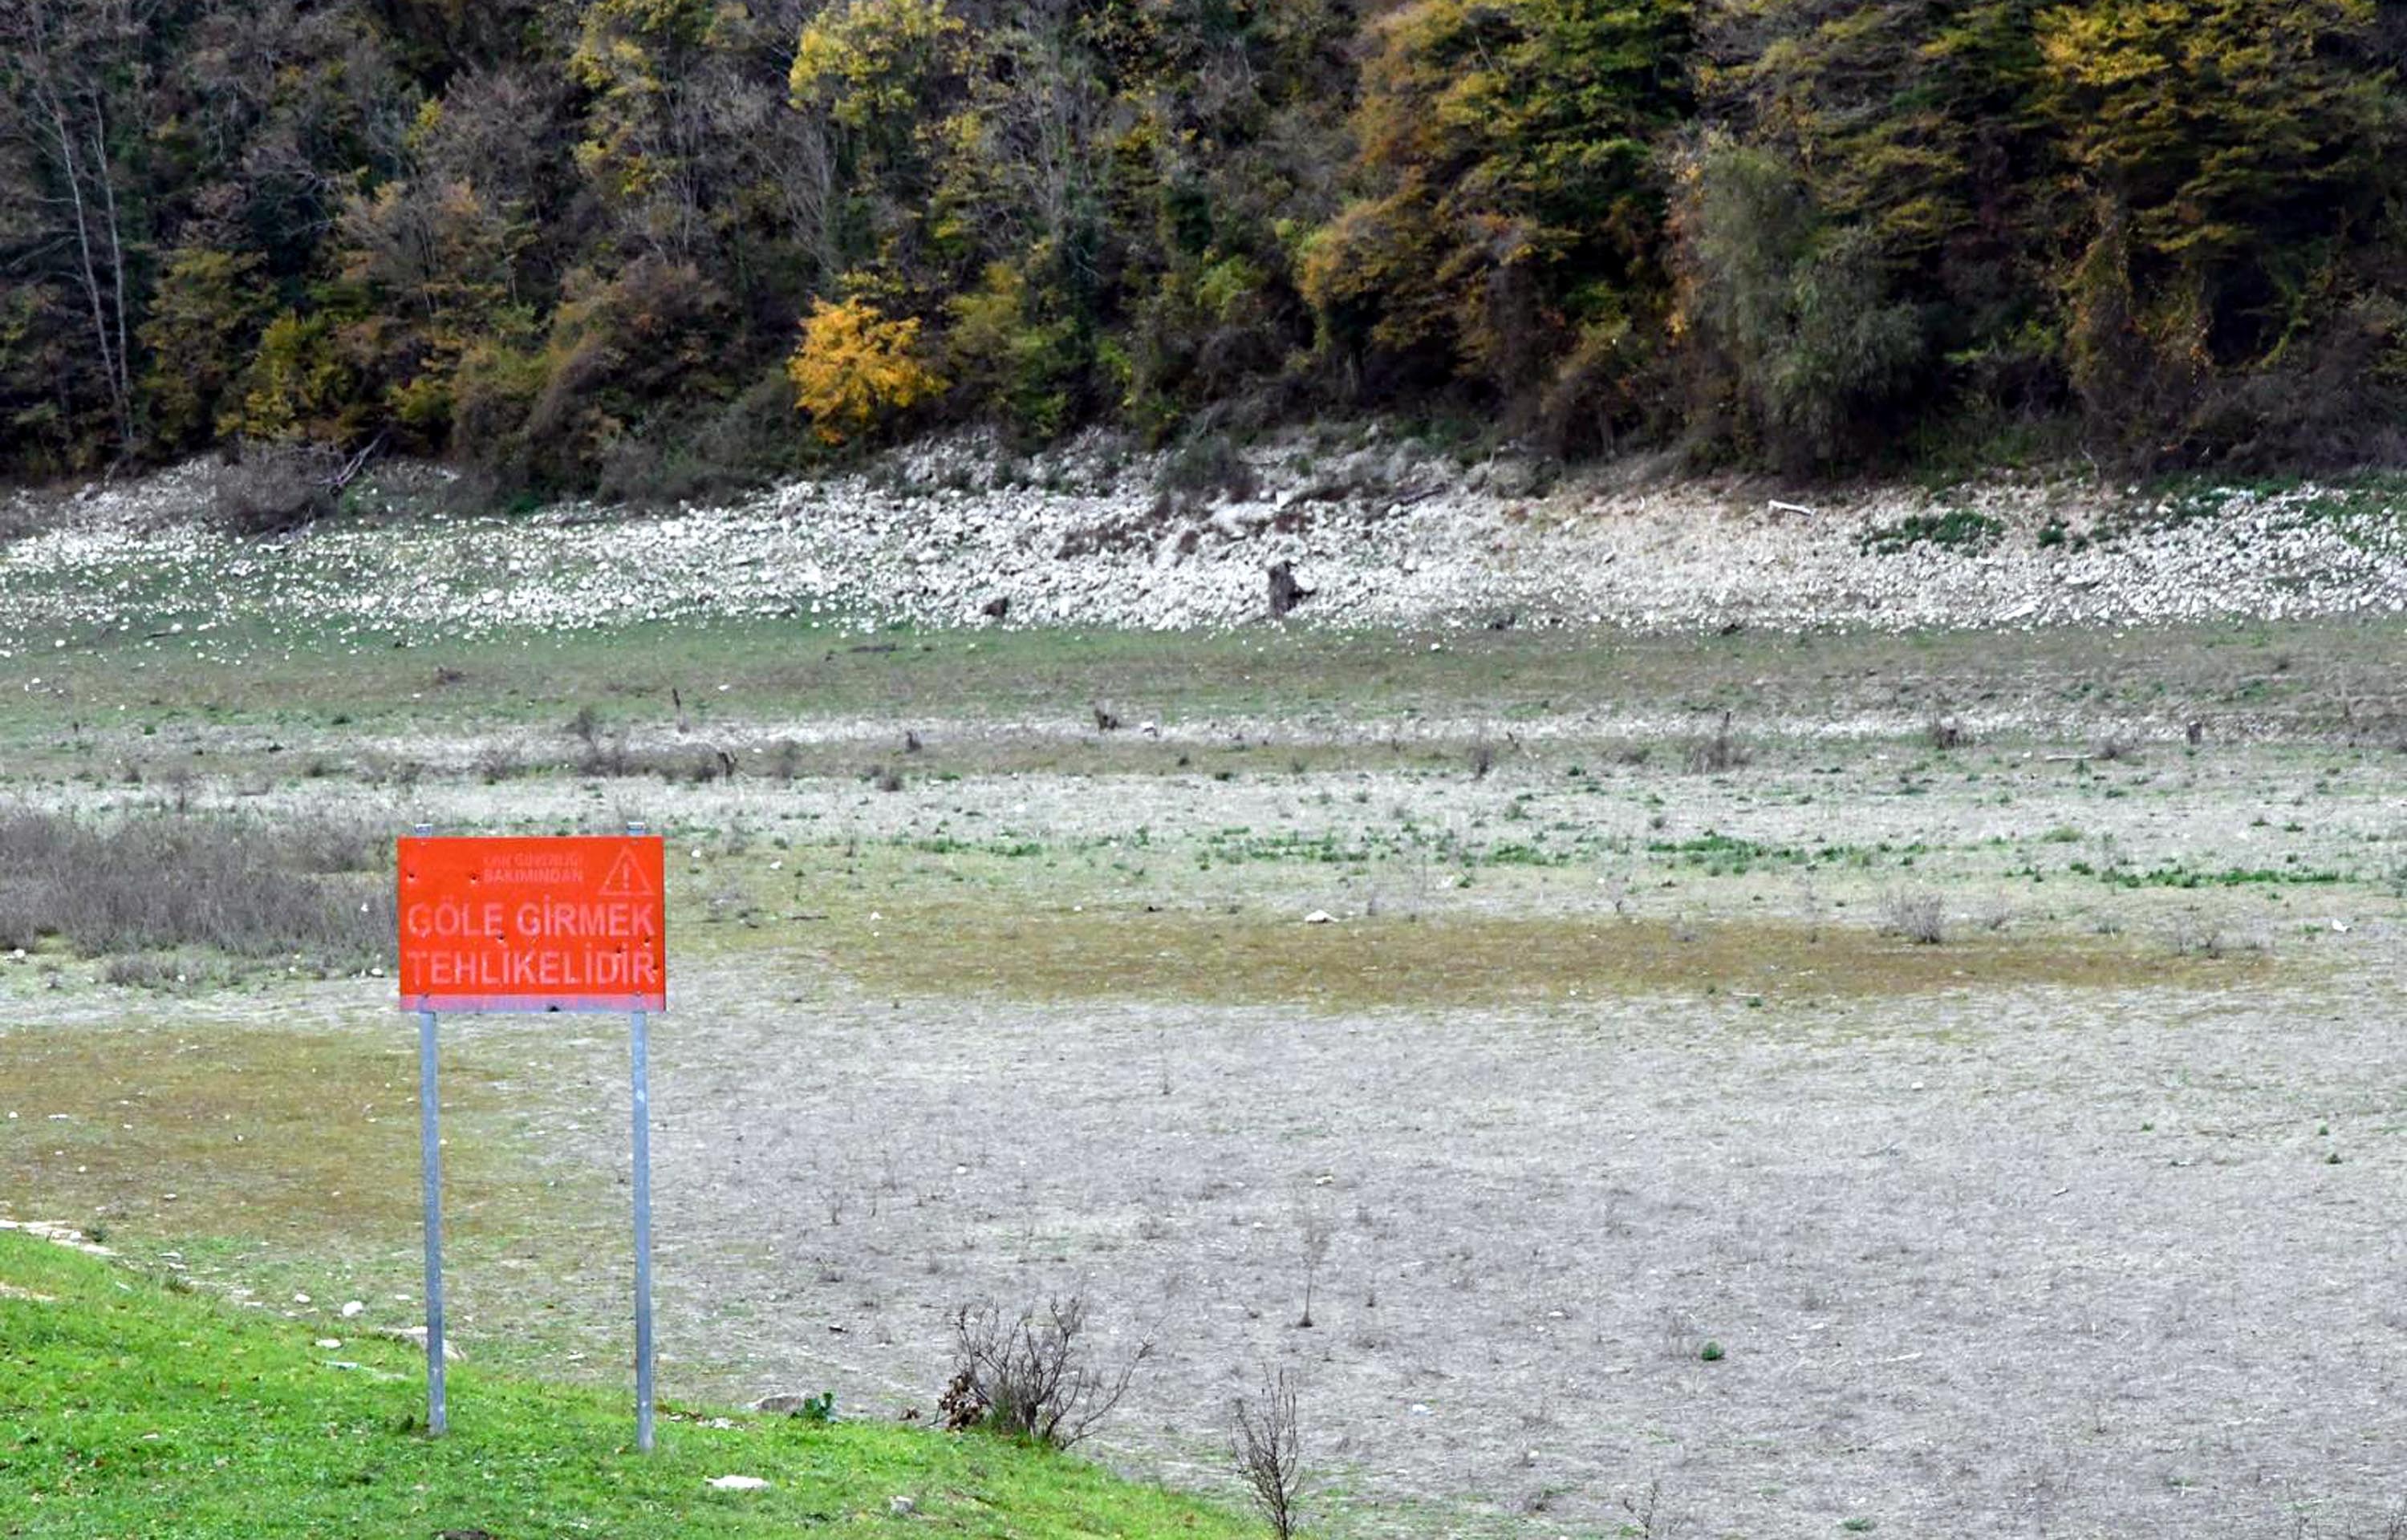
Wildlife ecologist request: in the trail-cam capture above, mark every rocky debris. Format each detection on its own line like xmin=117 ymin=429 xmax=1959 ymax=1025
xmin=750 ymin=1392 xmax=825 ymax=1415
xmin=4 ymin=427 xmax=2405 ymax=653
xmin=0 ymin=1218 xmax=112 ymax=1256
xmin=378 ymin=1324 xmax=462 ymax=1361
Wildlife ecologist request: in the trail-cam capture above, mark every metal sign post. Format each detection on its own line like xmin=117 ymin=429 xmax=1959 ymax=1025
xmin=413 ymin=822 xmax=447 ymax=1437
xmin=417 ymin=1001 xmax=448 ymax=1436
xmin=631 ymin=1003 xmax=656 ymax=1453
xmin=396 ymin=824 xmax=668 ymax=1451
xmin=626 ymin=821 xmax=656 ymax=1453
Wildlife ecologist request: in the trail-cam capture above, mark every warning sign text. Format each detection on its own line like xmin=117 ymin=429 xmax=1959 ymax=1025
xmin=397 ymin=835 xmax=668 ymax=1013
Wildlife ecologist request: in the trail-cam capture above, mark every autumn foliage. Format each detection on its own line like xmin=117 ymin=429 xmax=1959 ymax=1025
xmin=787 ymin=298 xmax=944 ymax=443
xmin=2 ymin=0 xmax=2403 ymax=486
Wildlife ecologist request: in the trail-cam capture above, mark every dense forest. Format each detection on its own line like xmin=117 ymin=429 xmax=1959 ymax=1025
xmin=3 ymin=0 xmax=2402 ymax=495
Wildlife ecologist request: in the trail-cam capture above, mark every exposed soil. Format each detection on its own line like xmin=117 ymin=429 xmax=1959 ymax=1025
xmin=0 ymin=597 xmax=2402 ymax=1536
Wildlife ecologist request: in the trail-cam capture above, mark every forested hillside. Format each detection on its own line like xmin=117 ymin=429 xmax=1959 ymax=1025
xmin=4 ymin=0 xmax=2401 ymax=495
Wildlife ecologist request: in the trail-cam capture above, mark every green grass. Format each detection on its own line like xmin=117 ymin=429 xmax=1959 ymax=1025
xmin=1858 ymin=509 xmax=2006 ymax=555
xmin=0 ymin=1229 xmax=1251 ymax=1539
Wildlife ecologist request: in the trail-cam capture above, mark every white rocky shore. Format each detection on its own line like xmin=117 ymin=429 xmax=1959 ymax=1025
xmin=4 ymin=428 xmax=2404 ymax=650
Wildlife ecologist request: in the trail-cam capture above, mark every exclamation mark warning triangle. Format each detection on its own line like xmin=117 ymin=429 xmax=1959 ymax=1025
xmin=599 ymin=846 xmax=652 ymax=898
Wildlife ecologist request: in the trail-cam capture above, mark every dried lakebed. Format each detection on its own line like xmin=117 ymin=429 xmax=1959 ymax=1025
xmin=3 ymin=681 xmax=2404 ymax=1538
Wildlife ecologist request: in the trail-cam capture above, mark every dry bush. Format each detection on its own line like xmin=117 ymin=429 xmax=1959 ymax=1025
xmin=1155 ymin=428 xmax=1257 ymax=512
xmin=1880 ymin=887 xmax=1946 ymax=945
xmin=100 ymin=952 xmax=237 ymax=991
xmin=2165 ymin=910 xmax=2234 ymax=958
xmin=566 ymin=704 xmax=604 ymax=752
xmin=1230 ymin=1367 xmax=1306 ymax=1540
xmin=945 ymin=1297 xmax=1147 ymax=1449
xmin=1683 ymin=711 xmax=1752 ymax=773
xmin=0 ymin=488 xmax=57 ymax=545
xmin=585 ymin=734 xmax=635 ymax=778
xmin=562 ymin=707 xmax=633 ymax=776
xmin=0 ymin=806 xmax=390 ymax=970
xmin=213 ymin=441 xmax=345 ymax=534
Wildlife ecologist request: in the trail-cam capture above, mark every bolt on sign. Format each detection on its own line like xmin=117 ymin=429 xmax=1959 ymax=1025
xmin=399 ymin=835 xmax=666 ymax=1011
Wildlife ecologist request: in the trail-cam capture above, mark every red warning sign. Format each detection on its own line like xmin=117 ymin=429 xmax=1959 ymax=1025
xmin=397 ymin=835 xmax=667 ymax=1013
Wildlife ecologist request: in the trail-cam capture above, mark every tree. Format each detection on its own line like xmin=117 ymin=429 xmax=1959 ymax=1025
xmin=788 ymin=0 xmax=970 ymax=284
xmin=1301 ymin=0 xmax=1691 ymax=440
xmin=786 ymin=295 xmax=944 ymax=442
xmin=1678 ymin=0 xmax=2060 ymax=461
xmin=0 ymin=0 xmax=151 ymax=461
xmin=2033 ymin=0 xmax=2395 ymax=454
xmin=138 ymin=245 xmax=270 ymax=450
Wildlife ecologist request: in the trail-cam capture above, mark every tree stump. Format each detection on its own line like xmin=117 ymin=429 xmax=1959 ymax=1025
xmin=1268 ymin=561 xmax=1313 ymax=618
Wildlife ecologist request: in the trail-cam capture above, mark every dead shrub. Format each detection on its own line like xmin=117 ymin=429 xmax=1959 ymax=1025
xmin=1155 ymin=428 xmax=1257 ymax=513
xmin=2165 ymin=910 xmax=2243 ymax=958
xmin=1683 ymin=711 xmax=1752 ymax=774
xmin=945 ymin=1296 xmax=1147 ymax=1450
xmin=1230 ymin=1367 xmax=1306 ymax=1540
xmin=474 ymin=744 xmax=523 ymax=784
xmin=213 ymin=441 xmax=344 ymax=535
xmin=100 ymin=952 xmax=237 ymax=991
xmin=0 ymin=805 xmax=390 ymax=970
xmin=0 ymin=488 xmax=56 ymax=545
xmin=567 ymin=712 xmax=634 ymax=776
xmin=1880 ymin=887 xmax=1946 ymax=945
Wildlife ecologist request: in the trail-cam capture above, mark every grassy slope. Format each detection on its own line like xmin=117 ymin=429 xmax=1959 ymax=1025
xmin=0 ymin=1230 xmax=1249 ymax=1539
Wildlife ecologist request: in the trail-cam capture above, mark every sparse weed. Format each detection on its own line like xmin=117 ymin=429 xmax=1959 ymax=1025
xmin=475 ymin=744 xmax=523 ymax=784
xmin=945 ymin=1297 xmax=1146 ymax=1450
xmin=1230 ymin=1367 xmax=1306 ymax=1540
xmin=1684 ymin=711 xmax=1751 ymax=774
xmin=1881 ymin=888 xmax=1946 ymax=945
xmin=0 ymin=807 xmax=389 ymax=971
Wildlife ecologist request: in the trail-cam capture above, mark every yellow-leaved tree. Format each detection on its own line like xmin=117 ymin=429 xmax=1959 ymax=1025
xmin=786 ymin=298 xmax=944 ymax=443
